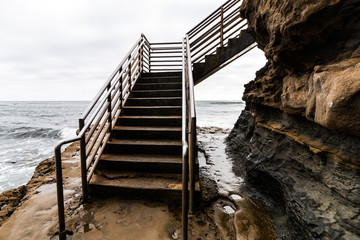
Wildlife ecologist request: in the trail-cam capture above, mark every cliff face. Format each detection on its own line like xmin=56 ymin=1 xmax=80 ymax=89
xmin=227 ymin=0 xmax=360 ymax=239
xmin=240 ymin=0 xmax=360 ymax=135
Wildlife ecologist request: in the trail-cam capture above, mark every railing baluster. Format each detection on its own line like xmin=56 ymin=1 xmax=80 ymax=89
xmin=220 ymin=7 xmax=224 ymax=47
xmin=107 ymin=83 xmax=112 ymax=133
xmin=119 ymin=68 xmax=123 ymax=114
xmin=128 ymin=55 xmax=132 ymax=90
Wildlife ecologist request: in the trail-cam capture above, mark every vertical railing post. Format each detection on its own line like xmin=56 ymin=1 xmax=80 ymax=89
xmin=128 ymin=55 xmax=132 ymax=91
xmin=182 ymin=148 xmax=189 ymax=240
xmin=119 ymin=68 xmax=123 ymax=115
xmin=55 ymin=148 xmax=66 ymax=240
xmin=220 ymin=7 xmax=224 ymax=47
xmin=139 ymin=43 xmax=144 ymax=74
xmin=149 ymin=44 xmax=152 ymax=73
xmin=189 ymin=117 xmax=196 ymax=214
xmin=79 ymin=118 xmax=88 ymax=202
xmin=107 ymin=83 xmax=112 ymax=132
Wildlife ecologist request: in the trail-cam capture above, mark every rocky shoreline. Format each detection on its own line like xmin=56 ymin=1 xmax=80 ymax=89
xmin=0 ymin=128 xmax=276 ymax=240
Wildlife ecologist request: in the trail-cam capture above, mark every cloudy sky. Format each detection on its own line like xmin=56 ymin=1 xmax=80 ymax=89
xmin=0 ymin=0 xmax=266 ymax=101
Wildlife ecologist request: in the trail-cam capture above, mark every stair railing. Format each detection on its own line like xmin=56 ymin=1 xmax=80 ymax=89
xmin=187 ymin=0 xmax=247 ymax=64
xmin=149 ymin=42 xmax=183 ymax=72
xmin=54 ymin=34 xmax=151 ymax=240
xmin=181 ymin=35 xmax=197 ymax=240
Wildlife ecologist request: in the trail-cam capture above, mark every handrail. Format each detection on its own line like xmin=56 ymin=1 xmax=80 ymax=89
xmin=186 ymin=0 xmax=247 ymax=64
xmin=81 ymin=35 xmax=146 ymax=120
xmin=149 ymin=42 xmax=183 ymax=72
xmin=184 ymin=35 xmax=196 ymax=214
xmin=54 ymin=34 xmax=151 ymax=240
xmin=181 ymin=35 xmax=197 ymax=240
xmin=187 ymin=0 xmax=236 ymax=37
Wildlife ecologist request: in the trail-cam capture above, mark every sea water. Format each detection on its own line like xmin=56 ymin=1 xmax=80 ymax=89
xmin=0 ymin=100 xmax=245 ymax=192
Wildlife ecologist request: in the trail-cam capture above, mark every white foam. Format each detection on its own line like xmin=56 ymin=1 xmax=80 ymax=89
xmin=60 ymin=127 xmax=77 ymax=140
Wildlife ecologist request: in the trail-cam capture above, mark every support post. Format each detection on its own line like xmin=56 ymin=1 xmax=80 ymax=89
xmin=182 ymin=148 xmax=189 ymax=240
xmin=55 ymin=147 xmax=66 ymax=240
xmin=189 ymin=117 xmax=196 ymax=214
xmin=79 ymin=119 xmax=88 ymax=202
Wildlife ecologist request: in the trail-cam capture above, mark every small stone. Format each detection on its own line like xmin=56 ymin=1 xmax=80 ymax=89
xmin=172 ymin=230 xmax=179 ymax=239
xmin=88 ymin=223 xmax=95 ymax=230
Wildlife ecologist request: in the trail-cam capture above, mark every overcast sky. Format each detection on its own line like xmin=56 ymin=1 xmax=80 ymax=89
xmin=0 ymin=0 xmax=266 ymax=101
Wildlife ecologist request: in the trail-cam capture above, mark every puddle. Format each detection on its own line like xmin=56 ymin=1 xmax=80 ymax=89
xmin=230 ymin=194 xmax=243 ymax=201
xmin=197 ymin=127 xmax=243 ymax=197
xmin=197 ymin=127 xmax=275 ymax=240
xmin=223 ymin=205 xmax=236 ymax=214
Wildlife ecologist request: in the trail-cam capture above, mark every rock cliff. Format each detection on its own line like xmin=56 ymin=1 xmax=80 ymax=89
xmin=227 ymin=0 xmax=360 ymax=239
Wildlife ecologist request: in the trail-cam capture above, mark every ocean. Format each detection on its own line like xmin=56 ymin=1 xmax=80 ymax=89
xmin=0 ymin=100 xmax=245 ymax=193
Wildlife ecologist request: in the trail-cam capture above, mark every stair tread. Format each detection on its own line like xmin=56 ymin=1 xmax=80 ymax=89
xmin=136 ymin=83 xmax=181 ymax=85
xmin=128 ymin=97 xmax=182 ymax=100
xmin=140 ymin=76 xmax=181 ymax=79
xmin=100 ymin=153 xmax=182 ymax=163
xmin=113 ymin=126 xmax=181 ymax=131
xmin=123 ymin=106 xmax=181 ymax=109
xmin=108 ymin=139 xmax=182 ymax=146
xmin=90 ymin=170 xmax=183 ymax=191
xmin=119 ymin=115 xmax=181 ymax=119
xmin=132 ymin=89 xmax=181 ymax=92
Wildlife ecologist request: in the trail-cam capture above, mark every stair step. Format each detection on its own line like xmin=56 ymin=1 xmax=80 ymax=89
xmin=136 ymin=76 xmax=181 ymax=84
xmin=126 ymin=97 xmax=181 ymax=106
xmin=111 ymin=126 xmax=181 ymax=139
xmin=116 ymin=115 xmax=182 ymax=127
xmin=108 ymin=138 xmax=181 ymax=146
xmin=89 ymin=170 xmax=183 ymax=199
xmin=141 ymin=72 xmax=181 ymax=78
xmin=114 ymin=126 xmax=181 ymax=131
xmin=192 ymin=31 xmax=255 ymax=84
xmin=133 ymin=83 xmax=182 ymax=90
xmin=98 ymin=154 xmax=182 ymax=173
xmin=105 ymin=138 xmax=182 ymax=155
xmin=131 ymin=89 xmax=182 ymax=98
xmin=122 ymin=106 xmax=182 ymax=116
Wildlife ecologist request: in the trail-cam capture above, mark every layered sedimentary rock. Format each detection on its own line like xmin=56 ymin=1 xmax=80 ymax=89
xmin=227 ymin=0 xmax=360 ymax=239
xmin=240 ymin=0 xmax=360 ymax=135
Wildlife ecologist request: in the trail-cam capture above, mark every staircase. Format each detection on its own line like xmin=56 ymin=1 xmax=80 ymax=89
xmin=88 ymin=72 xmax=198 ymax=199
xmin=192 ymin=30 xmax=255 ymax=84
xmin=54 ymin=0 xmax=256 ymax=239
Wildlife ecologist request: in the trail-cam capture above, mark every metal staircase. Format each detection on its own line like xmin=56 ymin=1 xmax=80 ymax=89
xmin=87 ymin=72 xmax=198 ymax=200
xmin=54 ymin=0 xmax=256 ymax=239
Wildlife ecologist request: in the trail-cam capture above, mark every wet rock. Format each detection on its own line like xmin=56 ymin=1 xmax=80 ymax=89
xmin=227 ymin=104 xmax=360 ymax=239
xmin=0 ymin=142 xmax=79 ymax=228
xmin=0 ymin=185 xmax=27 ymax=226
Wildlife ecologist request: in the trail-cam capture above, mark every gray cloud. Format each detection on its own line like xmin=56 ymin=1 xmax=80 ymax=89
xmin=0 ymin=0 xmax=266 ymax=101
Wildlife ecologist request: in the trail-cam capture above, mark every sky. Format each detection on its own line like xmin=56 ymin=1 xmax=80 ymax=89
xmin=0 ymin=0 xmax=267 ymax=101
